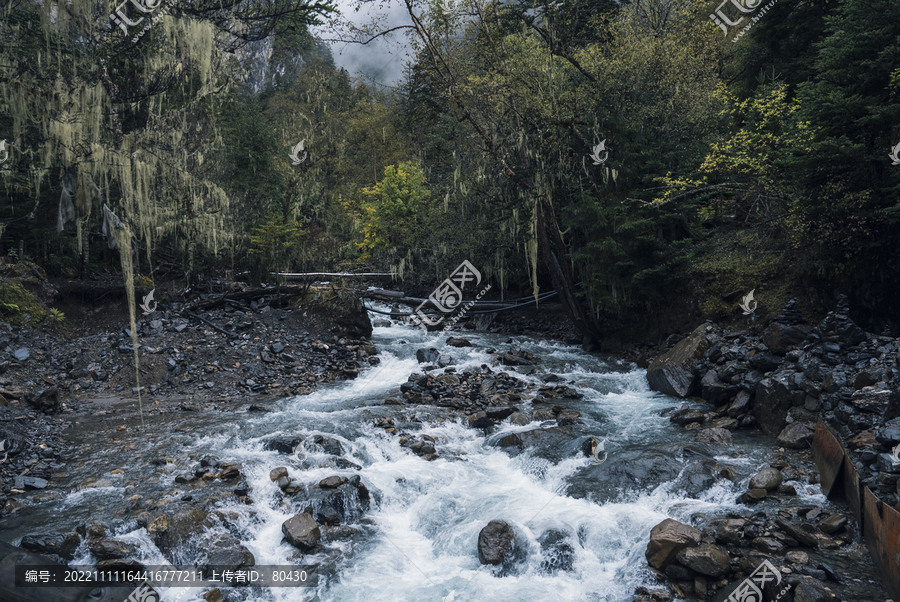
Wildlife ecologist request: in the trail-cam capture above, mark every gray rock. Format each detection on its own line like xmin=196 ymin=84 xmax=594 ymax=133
xmin=477 ymin=520 xmax=515 ymax=565
xmin=13 ymin=348 xmax=29 ymax=361
xmin=751 ymin=536 xmax=785 ymax=554
xmin=763 ymin=322 xmax=812 ymax=355
xmin=753 ymin=374 xmax=794 ymax=436
xmin=727 ymin=390 xmax=751 ymax=418
xmin=437 ymin=354 xmax=453 ymax=368
xmin=674 ymin=543 xmax=730 ymax=577
xmin=508 ymin=412 xmax=529 ymax=426
xmin=749 ymin=467 xmax=783 ymax=491
xmin=875 ymin=453 xmax=900 ymax=473
xmin=446 ymin=337 xmax=472 ymax=347
xmin=281 ymin=513 xmax=321 ymax=550
xmin=792 ymin=580 xmax=833 ymax=602
xmin=693 ymin=427 xmax=732 ymax=446
xmin=416 ymin=348 xmax=440 ymax=364
xmin=196 ymin=532 xmax=254 ymax=571
xmin=270 ymin=467 xmax=288 ymax=481
xmin=647 ymin=324 xmax=718 ymax=398
xmin=715 ymin=519 xmax=746 ymax=546
xmin=776 ymin=519 xmax=819 ymax=549
xmin=817 ymin=514 xmax=847 ymax=534
xmin=20 ymin=532 xmax=81 ymax=560
xmin=776 ymin=423 xmax=814 ymax=449
xmin=88 ymin=539 xmax=132 ymax=560
xmin=644 ymin=518 xmax=701 ymax=570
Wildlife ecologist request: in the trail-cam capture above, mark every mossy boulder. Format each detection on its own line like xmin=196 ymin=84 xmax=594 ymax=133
xmin=0 ymin=281 xmax=46 ymax=326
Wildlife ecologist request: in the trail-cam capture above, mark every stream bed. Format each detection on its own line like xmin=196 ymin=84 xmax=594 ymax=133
xmin=0 ymin=314 xmax=880 ymax=602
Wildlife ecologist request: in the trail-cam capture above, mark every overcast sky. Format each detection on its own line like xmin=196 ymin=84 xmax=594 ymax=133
xmin=313 ymin=0 xmax=414 ymax=88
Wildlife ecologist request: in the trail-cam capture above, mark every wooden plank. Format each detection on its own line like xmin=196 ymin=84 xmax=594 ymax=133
xmin=863 ymin=486 xmax=900 ymax=602
xmin=811 ymin=421 xmax=845 ymax=498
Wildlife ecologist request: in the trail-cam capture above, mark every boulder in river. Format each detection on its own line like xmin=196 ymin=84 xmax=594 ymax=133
xmin=416 ymin=348 xmax=440 ymax=364
xmin=477 ymin=520 xmax=515 ymax=565
xmin=752 ymin=373 xmax=796 ymax=436
xmin=647 ymin=324 xmax=718 ymax=398
xmin=674 ymin=543 xmax=730 ymax=577
xmin=693 ymin=427 xmax=732 ymax=446
xmin=19 ymin=531 xmax=81 ymax=561
xmin=644 ymin=518 xmax=702 ymax=570
xmin=748 ymin=467 xmax=783 ymax=492
xmin=196 ymin=532 xmax=255 ymax=571
xmin=282 ymin=512 xmax=321 ymax=550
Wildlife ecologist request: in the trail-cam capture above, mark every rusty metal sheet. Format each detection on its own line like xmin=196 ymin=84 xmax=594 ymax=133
xmin=812 ymin=421 xmax=845 ymax=498
xmin=842 ymin=453 xmax=864 ymax=526
xmin=863 ymin=486 xmax=900 ymax=602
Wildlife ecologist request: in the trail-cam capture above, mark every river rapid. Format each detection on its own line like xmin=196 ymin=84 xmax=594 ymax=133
xmin=1 ymin=311 xmax=836 ymax=602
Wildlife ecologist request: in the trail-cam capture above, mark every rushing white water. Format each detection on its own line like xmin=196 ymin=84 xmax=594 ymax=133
xmin=6 ymin=311 xmax=831 ymax=602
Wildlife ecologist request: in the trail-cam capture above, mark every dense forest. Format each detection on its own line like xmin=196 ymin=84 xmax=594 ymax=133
xmin=1 ymin=0 xmax=899 ymax=343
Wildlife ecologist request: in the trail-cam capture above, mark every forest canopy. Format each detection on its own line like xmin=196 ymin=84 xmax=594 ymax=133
xmin=1 ymin=0 xmax=898 ymax=340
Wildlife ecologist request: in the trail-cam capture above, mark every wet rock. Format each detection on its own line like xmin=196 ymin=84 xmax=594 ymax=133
xmin=715 ymin=519 xmax=746 ymax=546
xmin=664 ymin=563 xmax=697 ymax=581
xmin=319 ymin=476 xmax=347 ymax=489
xmin=477 ymin=520 xmax=515 ymax=565
xmin=196 ymin=532 xmax=254 ymax=571
xmin=671 ymin=407 xmax=707 ymax=427
xmin=270 ymin=467 xmax=289 ymax=481
xmin=740 ymin=488 xmax=767 ymax=503
xmin=675 ymin=543 xmax=730 ymax=577
xmin=24 ymin=387 xmax=59 ymax=413
xmin=538 ymin=530 xmax=575 ymax=574
xmin=786 ymin=550 xmax=809 ymax=564
xmin=777 ymin=423 xmax=814 ymax=449
xmin=570 ymin=445 xmax=689 ymax=502
xmin=792 ymin=580 xmax=833 ymax=602
xmin=817 ymin=514 xmax=847 ymax=534
xmin=20 ymin=531 xmax=80 ymax=560
xmin=763 ymin=323 xmax=812 ymax=355
xmin=446 ymin=337 xmax=472 ymax=347
xmin=416 ymin=348 xmax=440 ymax=364
xmin=644 ymin=518 xmax=702 ymax=570
xmin=753 ymin=374 xmax=795 ymax=436
xmin=749 ymin=467 xmax=783 ymax=492
xmin=693 ymin=427 xmax=732 ymax=446
xmin=751 ymin=536 xmax=785 ymax=554
xmin=153 ymin=508 xmax=210 ymax=555
xmin=437 ymin=354 xmax=453 ymax=368
xmin=282 ymin=513 xmax=321 ymax=550
xmin=508 ymin=412 xmax=529 ymax=426
xmin=13 ymin=476 xmax=48 ymax=490
xmin=88 ymin=539 xmax=132 ymax=560
xmin=647 ymin=324 xmax=717 ymax=398
xmin=775 ymin=519 xmax=819 ymax=549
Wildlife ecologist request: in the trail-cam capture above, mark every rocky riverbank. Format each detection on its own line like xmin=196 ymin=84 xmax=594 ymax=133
xmin=636 ymin=294 xmax=898 ymax=601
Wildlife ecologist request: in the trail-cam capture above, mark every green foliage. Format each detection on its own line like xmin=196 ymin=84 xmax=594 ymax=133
xmin=352 ymin=162 xmax=432 ymax=261
xmin=0 ymin=283 xmax=45 ymax=326
xmin=249 ymin=215 xmax=307 ymax=270
xmin=49 ymin=308 xmax=65 ymax=323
